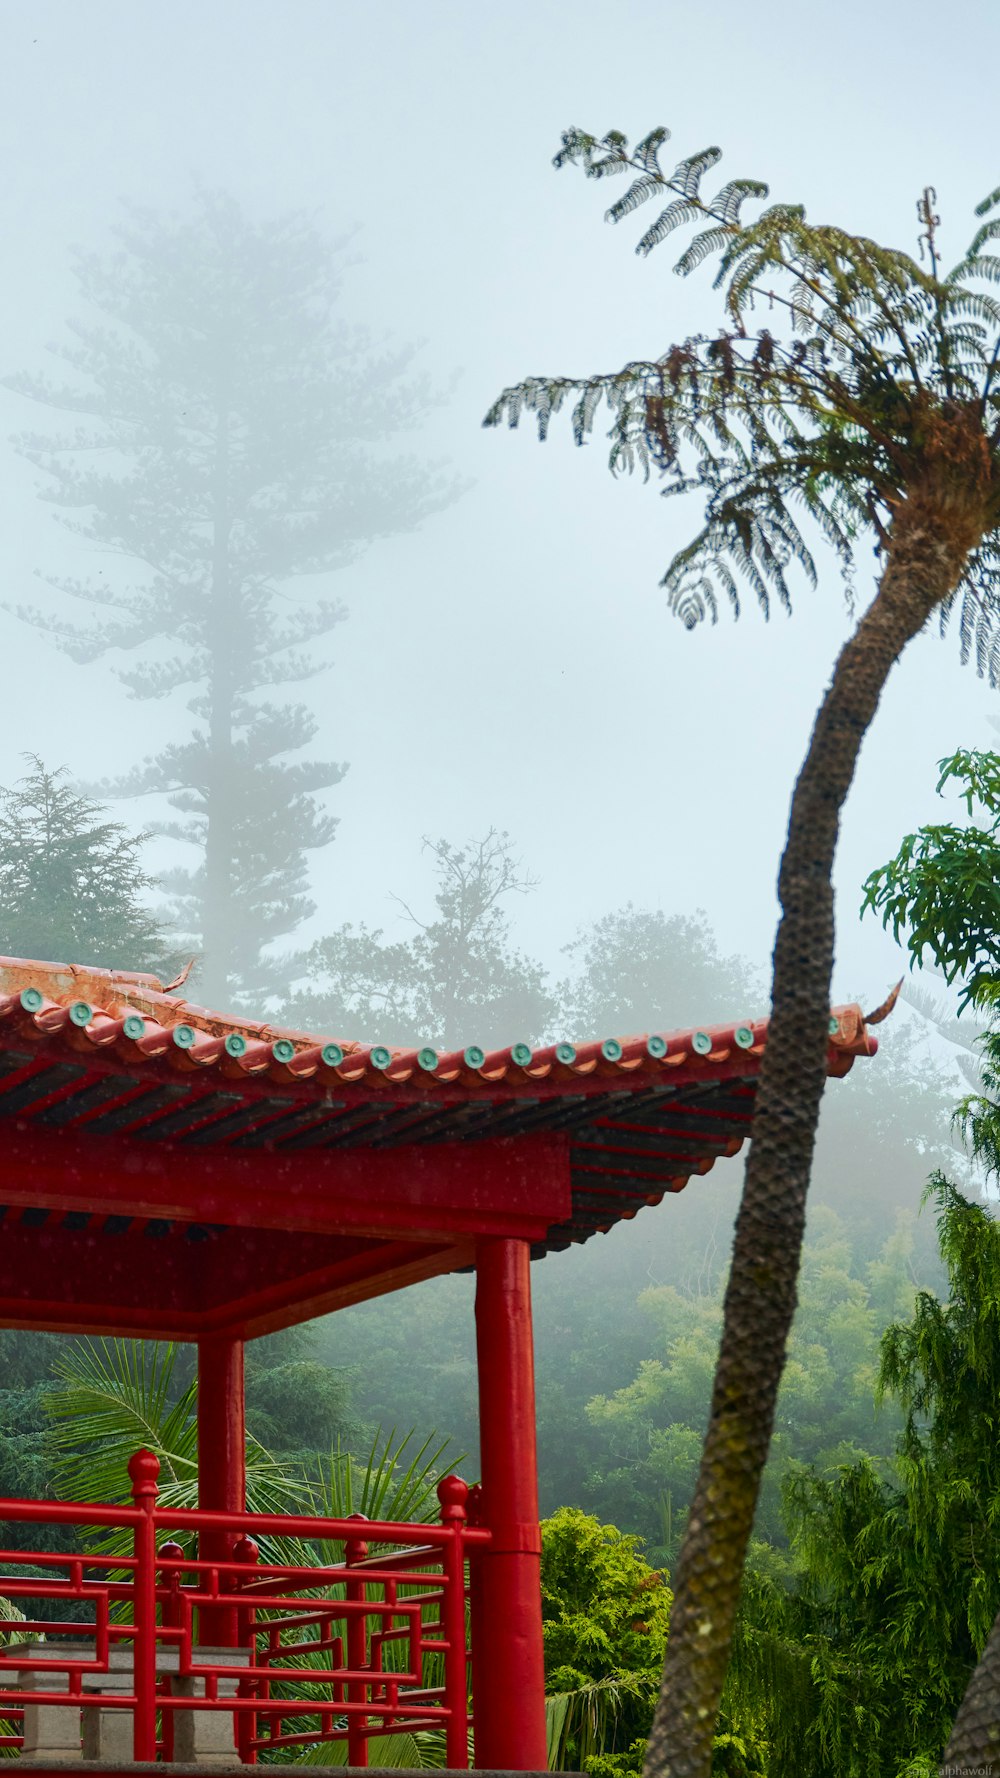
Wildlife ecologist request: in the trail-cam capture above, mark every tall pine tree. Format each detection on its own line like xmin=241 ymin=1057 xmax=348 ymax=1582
xmin=7 ymin=192 xmax=460 ymax=1005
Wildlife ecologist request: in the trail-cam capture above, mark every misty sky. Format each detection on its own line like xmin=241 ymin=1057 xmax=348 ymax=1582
xmin=2 ymin=0 xmax=999 ymax=1030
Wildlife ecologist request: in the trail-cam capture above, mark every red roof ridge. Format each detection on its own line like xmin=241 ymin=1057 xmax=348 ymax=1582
xmin=0 ymin=955 xmax=887 ymax=1093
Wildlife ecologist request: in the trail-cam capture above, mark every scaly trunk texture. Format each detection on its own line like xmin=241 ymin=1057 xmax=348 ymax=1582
xmin=645 ymin=500 xmax=980 ymax=1778
xmin=946 ymin=1608 xmax=1000 ymax=1764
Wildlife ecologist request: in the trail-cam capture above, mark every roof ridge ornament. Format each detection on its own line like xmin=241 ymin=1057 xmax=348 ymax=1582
xmin=163 ymin=958 xmax=196 ymax=994
xmin=863 ymin=978 xmax=904 ymax=1025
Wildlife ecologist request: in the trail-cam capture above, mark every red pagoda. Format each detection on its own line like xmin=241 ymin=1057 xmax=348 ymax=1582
xmin=0 ymin=956 xmax=882 ymax=1773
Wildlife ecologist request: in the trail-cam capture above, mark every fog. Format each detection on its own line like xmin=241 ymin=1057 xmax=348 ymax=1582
xmin=1 ymin=0 xmax=998 ymax=1021
xmin=5 ymin=3 xmax=1000 ymax=1623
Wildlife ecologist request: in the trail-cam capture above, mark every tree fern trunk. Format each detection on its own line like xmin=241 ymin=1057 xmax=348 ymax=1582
xmin=645 ymin=510 xmax=975 ymax=1778
xmin=945 ymin=1610 xmax=1000 ymax=1762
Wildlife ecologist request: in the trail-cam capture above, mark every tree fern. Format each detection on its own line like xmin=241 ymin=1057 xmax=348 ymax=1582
xmin=487 ymin=129 xmax=1000 ymax=678
xmin=487 ymin=122 xmax=1000 ymax=1778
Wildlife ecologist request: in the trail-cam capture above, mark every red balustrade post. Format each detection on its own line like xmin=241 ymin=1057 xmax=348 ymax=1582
xmin=345 ymin=1518 xmax=369 ymax=1769
xmin=471 ymin=1237 xmax=548 ymax=1770
xmin=129 ymin=1449 xmax=160 ymax=1763
xmin=197 ymin=1334 xmax=245 ymax=1647
xmin=437 ymin=1476 xmax=470 ymax=1771
xmin=158 ymin=1540 xmax=185 ymax=1764
xmin=233 ymin=1535 xmax=260 ymax=1765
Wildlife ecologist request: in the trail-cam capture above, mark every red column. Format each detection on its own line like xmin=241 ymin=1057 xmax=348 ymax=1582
xmin=471 ymin=1237 xmax=548 ymax=1770
xmin=197 ymin=1334 xmax=246 ymax=1647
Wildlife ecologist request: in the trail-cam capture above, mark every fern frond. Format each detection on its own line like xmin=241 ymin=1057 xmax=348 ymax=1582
xmin=968 ymin=217 xmax=1000 ymax=256
xmin=633 ymin=200 xmax=703 ymax=257
xmin=675 ymin=226 xmax=733 ymax=276
xmin=711 ymin=179 xmax=770 ymax=227
xmin=671 ymin=146 xmax=723 ymax=200
xmin=585 ymin=133 xmax=632 ymax=180
xmin=975 ymin=185 xmax=1000 ymax=218
xmin=634 ymin=126 xmax=671 ymax=176
xmin=664 ymin=570 xmax=719 ymax=630
xmin=606 ymin=176 xmax=667 ymax=225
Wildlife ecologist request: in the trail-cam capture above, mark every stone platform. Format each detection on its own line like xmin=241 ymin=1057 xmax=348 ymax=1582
xmin=0 ymin=1767 xmax=561 ymax=1777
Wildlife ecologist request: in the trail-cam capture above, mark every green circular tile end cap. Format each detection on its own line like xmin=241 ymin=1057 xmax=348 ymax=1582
xmin=417 ymin=1047 xmax=439 ymax=1072
xmin=173 ymin=1025 xmax=196 ymax=1050
xmin=511 ymin=1043 xmax=533 ymax=1067
xmin=69 ymin=1001 xmax=93 ymax=1028
xmin=735 ymin=1025 xmax=754 ymax=1050
xmin=464 ymin=1046 xmax=486 ymax=1070
xmin=370 ymin=1046 xmax=392 ymax=1071
xmin=19 ymin=987 xmax=44 ymax=1013
xmin=829 ymin=1016 xmax=840 ymax=1036
xmin=601 ymin=1037 xmax=623 ymax=1063
xmin=225 ymin=1033 xmax=248 ymax=1058
xmin=555 ymin=1041 xmax=577 ymax=1066
xmin=123 ymin=1014 xmax=146 ymax=1040
xmin=692 ymin=1030 xmax=712 ymax=1055
xmin=322 ymin=1042 xmax=345 ymax=1068
xmin=646 ymin=1035 xmax=667 ymax=1059
xmin=272 ymin=1038 xmax=296 ymax=1064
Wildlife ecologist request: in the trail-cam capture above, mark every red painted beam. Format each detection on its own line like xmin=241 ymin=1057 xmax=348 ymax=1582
xmin=209 ymin=1239 xmax=471 ymax=1338
xmin=0 ymin=1219 xmax=375 ymax=1316
xmin=0 ymin=1228 xmax=472 ymax=1340
xmin=0 ymin=1122 xmax=570 ymax=1241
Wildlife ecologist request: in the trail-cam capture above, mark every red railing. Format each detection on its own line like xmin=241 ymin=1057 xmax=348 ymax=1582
xmin=0 ymin=1450 xmax=487 ymax=1766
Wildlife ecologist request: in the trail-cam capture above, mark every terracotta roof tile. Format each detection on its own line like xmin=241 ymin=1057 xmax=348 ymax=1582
xmin=0 ymin=955 xmax=884 ymax=1260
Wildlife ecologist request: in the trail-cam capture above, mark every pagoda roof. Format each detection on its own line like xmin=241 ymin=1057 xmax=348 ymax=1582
xmin=0 ymin=956 xmax=886 ymax=1340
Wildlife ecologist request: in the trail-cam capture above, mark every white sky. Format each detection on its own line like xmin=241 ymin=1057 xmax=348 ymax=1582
xmin=1 ymin=0 xmax=999 ymax=1017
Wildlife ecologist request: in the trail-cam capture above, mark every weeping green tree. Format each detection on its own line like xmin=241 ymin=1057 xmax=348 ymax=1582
xmin=864 ymin=742 xmax=1000 ymax=1762
xmin=758 ymin=1176 xmax=1000 ymax=1776
xmin=487 ymin=126 xmax=1000 ymax=1776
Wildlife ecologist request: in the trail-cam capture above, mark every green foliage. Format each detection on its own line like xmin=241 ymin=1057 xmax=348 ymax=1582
xmin=245 ymin=1359 xmax=355 ymax=1462
xmin=863 ymin=747 xmax=1000 ymax=1009
xmin=540 ymin=1509 xmax=767 ymax=1775
xmin=862 ymin=743 xmax=1000 ymax=1186
xmin=724 ymin=1176 xmax=1000 ymax=1776
xmin=293 ymin=1727 xmax=462 ymax=1766
xmin=584 ymin=1207 xmax=913 ymax=1554
xmin=540 ymin=1507 xmax=672 ymax=1770
xmin=487 ymin=127 xmax=1000 ymax=672
xmin=43 ymin=1340 xmax=305 ymax=1536
xmin=0 ymin=757 xmax=170 ymax=973
xmin=309 ymin=1427 xmax=461 ymax=1528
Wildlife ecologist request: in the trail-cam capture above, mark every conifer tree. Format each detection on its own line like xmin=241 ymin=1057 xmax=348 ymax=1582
xmin=487 ymin=127 xmax=1000 ymax=1774
xmin=7 ymin=192 xmax=459 ymax=1005
xmin=0 ymin=755 xmax=168 ymax=971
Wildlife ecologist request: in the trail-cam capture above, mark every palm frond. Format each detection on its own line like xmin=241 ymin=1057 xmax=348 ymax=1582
xmin=294 ymin=1726 xmax=470 ymax=1767
xmin=546 ymin=1674 xmax=637 ymax=1769
xmin=42 ymin=1337 xmax=310 ymax=1563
